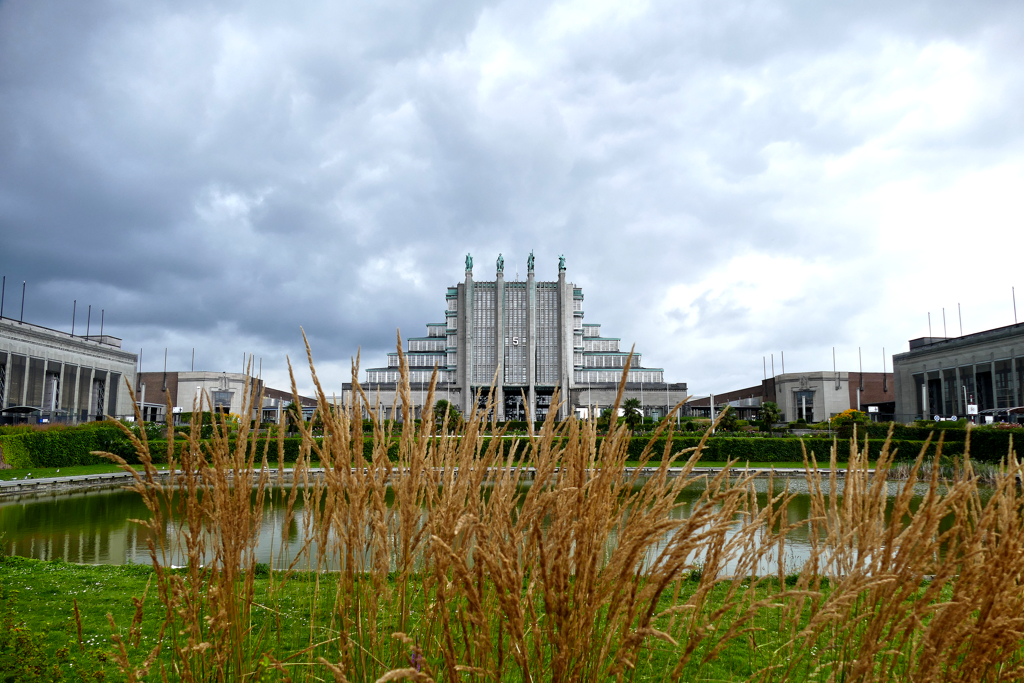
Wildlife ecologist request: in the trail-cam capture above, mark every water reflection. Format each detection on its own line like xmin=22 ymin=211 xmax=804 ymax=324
xmin=0 ymin=478 xmax=983 ymax=574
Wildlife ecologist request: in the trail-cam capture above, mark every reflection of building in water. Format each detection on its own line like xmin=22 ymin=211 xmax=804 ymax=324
xmin=1 ymin=489 xmax=141 ymax=563
xmin=1 ymin=317 xmax=137 ymax=424
xmin=345 ymin=254 xmax=687 ymax=422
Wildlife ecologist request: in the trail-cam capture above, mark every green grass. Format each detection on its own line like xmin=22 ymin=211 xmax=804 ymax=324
xmin=0 ymin=556 xmax=840 ymax=682
xmin=0 ymin=463 xmax=172 ymax=481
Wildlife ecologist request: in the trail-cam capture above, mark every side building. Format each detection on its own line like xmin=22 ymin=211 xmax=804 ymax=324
xmin=349 ymin=253 xmax=687 ymax=421
xmin=1 ymin=316 xmax=137 ymax=424
xmin=136 ymin=371 xmax=318 ymax=424
xmin=690 ymin=370 xmax=894 ymax=423
xmin=892 ymin=322 xmax=1024 ymax=423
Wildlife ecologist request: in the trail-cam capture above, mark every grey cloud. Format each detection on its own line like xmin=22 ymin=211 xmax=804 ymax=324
xmin=2 ymin=0 xmax=1021 ymax=394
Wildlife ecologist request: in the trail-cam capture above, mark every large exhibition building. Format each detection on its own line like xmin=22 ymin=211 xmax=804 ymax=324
xmin=892 ymin=322 xmax=1024 ymax=423
xmin=349 ymin=254 xmax=687 ymax=422
xmin=1 ymin=316 xmax=137 ymax=424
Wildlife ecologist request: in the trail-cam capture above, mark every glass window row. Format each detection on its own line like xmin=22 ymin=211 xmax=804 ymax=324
xmin=0 ymin=352 xmax=121 ymax=420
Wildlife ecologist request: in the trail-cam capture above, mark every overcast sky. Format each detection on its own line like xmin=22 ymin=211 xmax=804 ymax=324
xmin=2 ymin=0 xmax=1022 ymax=397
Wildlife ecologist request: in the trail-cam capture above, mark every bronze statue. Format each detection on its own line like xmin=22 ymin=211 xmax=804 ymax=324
xmin=465 ymin=253 xmax=473 ymax=272
xmin=497 ymin=253 xmax=504 ymax=274
xmin=527 ymin=251 xmax=534 ymax=273
xmin=558 ymin=254 xmax=566 ymax=271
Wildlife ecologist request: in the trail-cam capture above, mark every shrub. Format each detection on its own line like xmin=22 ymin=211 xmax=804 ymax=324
xmin=92 ymin=350 xmax=1024 ymax=683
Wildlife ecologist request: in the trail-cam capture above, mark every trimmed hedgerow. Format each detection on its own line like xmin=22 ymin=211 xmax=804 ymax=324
xmin=0 ymin=424 xmax=134 ymax=469
xmin=1 ymin=425 xmax=1016 ymax=469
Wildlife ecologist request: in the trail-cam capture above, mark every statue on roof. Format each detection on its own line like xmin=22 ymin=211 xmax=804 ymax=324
xmin=527 ymin=251 xmax=534 ymax=273
xmin=496 ymin=253 xmax=504 ymax=274
xmin=465 ymin=253 xmax=473 ymax=273
xmin=558 ymin=254 xmax=566 ymax=271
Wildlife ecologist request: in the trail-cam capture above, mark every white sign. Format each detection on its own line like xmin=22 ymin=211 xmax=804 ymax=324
xmin=509 ymin=336 xmax=526 ymax=346
xmin=868 ymin=406 xmax=879 ymax=413
xmin=967 ymin=404 xmax=979 ymax=415
xmin=951 ymin=415 xmax=957 ymax=420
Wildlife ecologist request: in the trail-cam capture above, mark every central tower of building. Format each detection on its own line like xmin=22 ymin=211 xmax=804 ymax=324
xmin=451 ymin=251 xmax=576 ymax=420
xmin=361 ymin=253 xmax=680 ymax=423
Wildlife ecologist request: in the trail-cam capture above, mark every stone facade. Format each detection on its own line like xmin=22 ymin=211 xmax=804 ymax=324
xmin=689 ymin=371 xmax=895 ymax=423
xmin=1 ymin=318 xmax=137 ymax=424
xmin=892 ymin=323 xmax=1024 ymax=423
xmin=136 ymin=371 xmax=317 ymax=423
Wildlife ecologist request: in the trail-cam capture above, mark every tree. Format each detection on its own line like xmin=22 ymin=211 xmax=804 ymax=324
xmin=433 ymin=399 xmax=462 ymax=433
xmin=283 ymin=401 xmax=302 ymax=434
xmin=718 ymin=406 xmax=739 ymax=432
xmin=622 ymin=398 xmax=642 ymax=431
xmin=759 ymin=401 xmax=781 ymax=433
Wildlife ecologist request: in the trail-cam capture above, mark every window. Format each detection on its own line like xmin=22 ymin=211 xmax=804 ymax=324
xmin=943 ymin=368 xmax=957 ymax=414
xmin=26 ymin=358 xmax=44 ymax=408
xmin=975 ymin=363 xmax=994 ymax=411
xmin=959 ymin=366 xmax=975 ymax=407
xmin=61 ymin=365 xmax=78 ymax=411
xmin=108 ymin=373 xmax=120 ymax=416
xmin=504 ymin=286 xmax=527 ymax=384
xmin=77 ymin=368 xmax=92 ymax=418
xmin=535 ymin=289 xmax=559 ymax=385
xmin=472 ymin=288 xmax=496 ymax=384
xmin=212 ymin=391 xmax=233 ymax=411
xmin=794 ymin=390 xmax=814 ymax=422
xmin=995 ymin=360 xmax=1013 ymax=409
xmin=92 ymin=372 xmax=107 ymax=419
xmin=43 ymin=361 xmax=61 ymax=411
xmin=7 ymin=355 xmax=26 ymax=408
xmin=1017 ymin=358 xmax=1024 ymax=408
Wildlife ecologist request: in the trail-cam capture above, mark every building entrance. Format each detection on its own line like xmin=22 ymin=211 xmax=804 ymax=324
xmin=504 ymin=391 xmax=526 ymax=421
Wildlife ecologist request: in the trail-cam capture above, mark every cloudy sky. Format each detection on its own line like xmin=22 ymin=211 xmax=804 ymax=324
xmin=1 ymin=0 xmax=1022 ymax=397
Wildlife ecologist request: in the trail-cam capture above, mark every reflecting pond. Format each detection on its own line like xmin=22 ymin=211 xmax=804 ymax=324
xmin=0 ymin=478 xmax=981 ymax=575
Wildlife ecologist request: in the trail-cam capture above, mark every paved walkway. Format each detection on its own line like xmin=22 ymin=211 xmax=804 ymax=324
xmin=0 ymin=464 xmax=872 ymax=498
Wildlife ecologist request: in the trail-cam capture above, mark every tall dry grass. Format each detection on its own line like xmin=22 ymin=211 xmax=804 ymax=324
xmin=99 ymin=339 xmax=1024 ymax=682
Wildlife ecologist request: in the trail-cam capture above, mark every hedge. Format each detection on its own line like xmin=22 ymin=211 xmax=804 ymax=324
xmin=618 ymin=436 xmax=1016 ymax=464
xmin=0 ymin=425 xmax=134 ymax=469
xmin=1 ymin=427 xmax=1018 ymax=470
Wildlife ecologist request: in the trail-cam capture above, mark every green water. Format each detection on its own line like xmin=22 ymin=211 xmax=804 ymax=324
xmin=0 ymin=478 xmax=963 ymax=574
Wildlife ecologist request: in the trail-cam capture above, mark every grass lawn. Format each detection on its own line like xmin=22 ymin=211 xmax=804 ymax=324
xmin=0 ymin=555 xmax=830 ymax=682
xmin=0 ymin=463 xmax=172 ymax=482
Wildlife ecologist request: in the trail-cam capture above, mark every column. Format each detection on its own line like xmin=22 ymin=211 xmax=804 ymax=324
xmin=69 ymin=366 xmax=79 ymax=419
xmin=557 ymin=261 xmax=571 ymax=419
xmin=0 ymin=353 xmax=9 ymax=408
xmin=462 ymin=265 xmax=474 ymax=415
xmin=57 ymin=362 xmax=66 ymax=420
xmin=527 ymin=267 xmax=536 ymax=422
xmin=102 ymin=371 xmax=111 ymax=419
xmin=494 ymin=266 xmax=505 ymax=421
